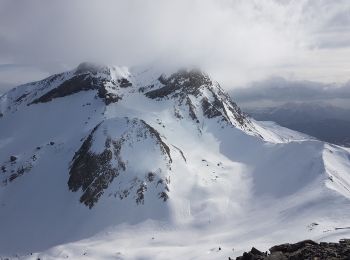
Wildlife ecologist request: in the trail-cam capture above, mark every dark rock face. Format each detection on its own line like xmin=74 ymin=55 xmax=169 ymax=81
xmin=97 ymin=85 xmax=122 ymax=105
xmin=145 ymin=69 xmax=212 ymax=100
xmin=68 ymin=123 xmax=126 ymax=208
xmin=30 ymin=63 xmax=125 ymax=106
xmin=235 ymin=239 xmax=350 ymax=260
xmin=144 ymin=69 xmax=250 ymax=128
xmin=201 ymin=86 xmax=247 ymax=126
xmin=201 ymin=97 xmax=222 ymax=118
xmin=15 ymin=93 xmax=29 ymax=103
xmin=140 ymin=119 xmax=172 ymax=163
xmin=186 ymin=97 xmax=199 ymax=122
xmin=30 ymin=74 xmax=104 ymax=104
xmin=68 ymin=118 xmax=172 ymax=208
xmin=118 ymin=78 xmax=132 ymax=88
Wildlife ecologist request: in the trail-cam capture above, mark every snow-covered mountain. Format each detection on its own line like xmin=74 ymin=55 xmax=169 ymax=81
xmin=242 ymin=102 xmax=350 ymax=147
xmin=1 ymin=63 xmax=350 ymax=259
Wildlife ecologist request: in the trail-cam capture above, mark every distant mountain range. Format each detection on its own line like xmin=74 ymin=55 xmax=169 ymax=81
xmin=231 ymin=77 xmax=350 ymax=147
xmin=244 ymin=102 xmax=350 ymax=147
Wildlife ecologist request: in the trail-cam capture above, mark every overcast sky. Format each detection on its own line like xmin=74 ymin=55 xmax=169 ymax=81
xmin=0 ymin=0 xmax=350 ymax=93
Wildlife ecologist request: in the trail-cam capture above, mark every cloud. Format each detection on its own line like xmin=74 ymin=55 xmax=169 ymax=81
xmin=0 ymin=0 xmax=349 ymax=90
xmin=230 ymin=76 xmax=350 ymax=109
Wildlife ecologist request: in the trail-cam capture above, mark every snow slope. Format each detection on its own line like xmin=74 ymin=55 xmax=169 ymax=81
xmin=0 ymin=63 xmax=350 ymax=259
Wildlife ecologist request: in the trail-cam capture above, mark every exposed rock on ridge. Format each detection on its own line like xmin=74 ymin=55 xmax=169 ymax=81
xmin=68 ymin=117 xmax=172 ymax=208
xmin=144 ymin=69 xmax=255 ymax=131
xmin=235 ymin=239 xmax=350 ymax=260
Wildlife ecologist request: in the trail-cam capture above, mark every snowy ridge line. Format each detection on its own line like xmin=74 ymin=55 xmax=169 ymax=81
xmin=0 ymin=63 xmax=350 ymax=259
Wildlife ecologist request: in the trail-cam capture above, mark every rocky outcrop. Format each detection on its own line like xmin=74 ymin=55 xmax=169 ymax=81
xmin=29 ymin=63 xmax=129 ymax=106
xmin=97 ymin=85 xmax=122 ymax=105
xmin=68 ymin=118 xmax=172 ymax=208
xmin=0 ymin=149 xmax=43 ymax=186
xmin=30 ymin=73 xmax=104 ymax=104
xmin=145 ymin=69 xmax=212 ymax=100
xmin=29 ymin=72 xmax=124 ymax=106
xmin=68 ymin=123 xmax=126 ymax=208
xmin=144 ymin=69 xmax=252 ymax=130
xmin=201 ymin=96 xmax=222 ymax=118
xmin=118 ymin=78 xmax=132 ymax=88
xmin=235 ymin=239 xmax=350 ymax=260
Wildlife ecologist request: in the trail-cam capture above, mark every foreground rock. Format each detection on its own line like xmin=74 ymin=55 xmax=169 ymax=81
xmin=235 ymin=239 xmax=350 ymax=260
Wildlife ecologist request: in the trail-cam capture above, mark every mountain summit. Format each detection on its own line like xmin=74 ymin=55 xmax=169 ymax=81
xmin=1 ymin=63 xmax=350 ymax=259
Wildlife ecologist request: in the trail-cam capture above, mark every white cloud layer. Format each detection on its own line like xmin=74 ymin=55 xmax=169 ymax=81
xmin=0 ymin=0 xmax=349 ymax=90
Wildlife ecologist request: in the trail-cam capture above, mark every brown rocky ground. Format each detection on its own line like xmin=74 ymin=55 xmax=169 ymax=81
xmin=234 ymin=239 xmax=350 ymax=260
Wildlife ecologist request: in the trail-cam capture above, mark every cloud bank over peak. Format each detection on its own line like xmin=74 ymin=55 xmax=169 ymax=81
xmin=0 ymin=0 xmax=349 ymax=91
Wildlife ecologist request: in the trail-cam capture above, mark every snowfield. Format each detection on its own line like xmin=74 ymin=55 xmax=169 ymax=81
xmin=0 ymin=63 xmax=350 ymax=259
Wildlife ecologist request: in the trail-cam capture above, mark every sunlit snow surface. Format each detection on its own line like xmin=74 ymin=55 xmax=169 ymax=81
xmin=0 ymin=65 xmax=350 ymax=259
